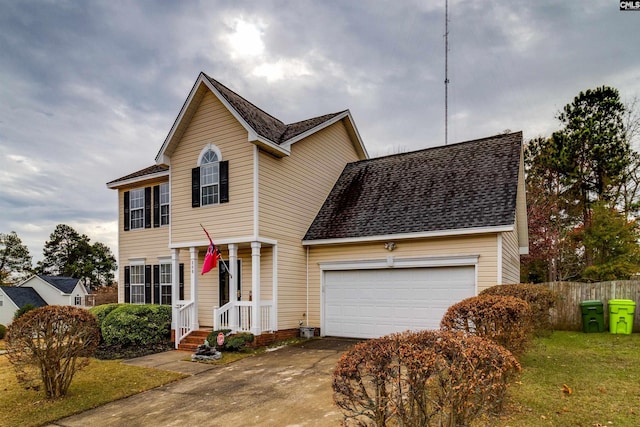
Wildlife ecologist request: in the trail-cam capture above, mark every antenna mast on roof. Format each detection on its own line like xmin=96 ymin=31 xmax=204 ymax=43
xmin=444 ymin=0 xmax=450 ymax=145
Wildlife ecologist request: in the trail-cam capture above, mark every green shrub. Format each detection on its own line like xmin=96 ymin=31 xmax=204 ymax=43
xmin=480 ymin=283 xmax=558 ymax=337
xmin=101 ymin=304 xmax=171 ymax=347
xmin=224 ymin=333 xmax=254 ymax=351
xmin=440 ymin=295 xmax=533 ymax=356
xmin=0 ymin=323 xmax=6 ymax=339
xmin=13 ymin=304 xmax=37 ymax=321
xmin=333 ymin=330 xmax=521 ymax=426
xmin=206 ymin=329 xmax=232 ymax=347
xmin=206 ymin=330 xmax=253 ymax=352
xmin=89 ymin=303 xmax=125 ymax=330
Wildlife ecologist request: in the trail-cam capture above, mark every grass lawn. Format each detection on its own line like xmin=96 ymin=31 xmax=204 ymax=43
xmin=0 ymin=353 xmax=185 ymax=427
xmin=500 ymin=331 xmax=640 ymax=426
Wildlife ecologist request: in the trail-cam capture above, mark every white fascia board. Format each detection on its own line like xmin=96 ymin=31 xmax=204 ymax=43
xmin=155 ymin=73 xmax=205 ymax=164
xmin=280 ymin=110 xmax=369 ymax=159
xmin=251 ymin=134 xmax=290 ymax=157
xmin=106 ymin=170 xmax=170 ymax=189
xmin=169 ymin=236 xmax=278 ymax=249
xmin=319 ymin=254 xmax=479 ymax=271
xmin=302 ymin=225 xmax=515 ymax=246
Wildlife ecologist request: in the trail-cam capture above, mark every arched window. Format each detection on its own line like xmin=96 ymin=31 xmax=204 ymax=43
xmin=192 ymin=145 xmax=229 ymax=207
xmin=200 ymin=149 xmax=219 ymax=206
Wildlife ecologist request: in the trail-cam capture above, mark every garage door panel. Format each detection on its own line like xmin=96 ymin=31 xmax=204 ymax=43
xmin=324 ymin=266 xmax=475 ymax=338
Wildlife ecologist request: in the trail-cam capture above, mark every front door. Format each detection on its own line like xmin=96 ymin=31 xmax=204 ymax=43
xmin=219 ymin=259 xmax=241 ymax=306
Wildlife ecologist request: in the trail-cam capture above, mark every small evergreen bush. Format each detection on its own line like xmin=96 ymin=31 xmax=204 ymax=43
xmin=13 ymin=304 xmax=37 ymax=321
xmin=480 ymin=283 xmax=558 ymax=336
xmin=0 ymin=323 xmax=6 ymax=339
xmin=441 ymin=295 xmax=533 ymax=356
xmin=101 ymin=304 xmax=171 ymax=347
xmin=206 ymin=330 xmax=254 ymax=352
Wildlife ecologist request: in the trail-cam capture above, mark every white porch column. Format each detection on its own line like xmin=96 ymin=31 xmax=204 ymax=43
xmin=190 ymin=247 xmax=199 ymax=330
xmin=228 ymin=243 xmax=238 ymax=330
xmin=251 ymin=241 xmax=261 ymax=335
xmin=171 ymin=248 xmax=180 ymax=348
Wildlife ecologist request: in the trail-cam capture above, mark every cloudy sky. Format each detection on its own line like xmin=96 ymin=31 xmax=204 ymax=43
xmin=1 ymin=0 xmax=639 ymax=265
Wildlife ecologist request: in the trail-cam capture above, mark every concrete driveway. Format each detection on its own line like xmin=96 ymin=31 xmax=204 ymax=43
xmin=48 ymin=338 xmax=359 ymax=427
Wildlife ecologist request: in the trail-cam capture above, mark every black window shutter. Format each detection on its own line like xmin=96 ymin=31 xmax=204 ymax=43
xmin=124 ymin=266 xmax=131 ymax=303
xmin=144 ymin=187 xmax=152 ymax=229
xmin=191 ymin=167 xmax=200 ymax=207
xmin=144 ymin=265 xmax=152 ymax=303
xmin=179 ymin=263 xmax=185 ymax=300
xmin=123 ymin=191 xmax=130 ymax=231
xmin=220 ymin=160 xmax=229 ymax=203
xmin=153 ymin=265 xmax=160 ymax=304
xmin=153 ymin=185 xmax=160 ymax=228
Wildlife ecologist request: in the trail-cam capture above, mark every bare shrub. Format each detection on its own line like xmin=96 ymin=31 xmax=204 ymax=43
xmin=440 ymin=295 xmax=533 ymax=356
xmin=6 ymin=305 xmax=100 ymax=398
xmin=480 ymin=283 xmax=558 ymax=336
xmin=332 ymin=330 xmax=521 ymax=426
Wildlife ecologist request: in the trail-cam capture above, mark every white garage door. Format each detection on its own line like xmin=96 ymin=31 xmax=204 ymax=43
xmin=323 ymin=266 xmax=475 ymax=338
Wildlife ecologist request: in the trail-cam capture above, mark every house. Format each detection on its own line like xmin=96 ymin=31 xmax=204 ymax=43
xmin=107 ymin=72 xmax=527 ymax=346
xmin=0 ymin=275 xmax=88 ymax=325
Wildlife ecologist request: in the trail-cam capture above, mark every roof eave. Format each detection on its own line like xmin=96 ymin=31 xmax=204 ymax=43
xmin=106 ymin=170 xmax=170 ymax=189
xmin=302 ymin=225 xmax=514 ymax=246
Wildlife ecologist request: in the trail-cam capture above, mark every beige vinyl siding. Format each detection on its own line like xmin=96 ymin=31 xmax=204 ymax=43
xmin=501 ymin=223 xmax=521 ymax=284
xmin=259 ymin=121 xmax=363 ymax=330
xmin=169 ymin=91 xmax=255 ymax=244
xmin=305 ymin=234 xmax=499 ymax=328
xmin=116 ymin=184 xmax=171 ymax=303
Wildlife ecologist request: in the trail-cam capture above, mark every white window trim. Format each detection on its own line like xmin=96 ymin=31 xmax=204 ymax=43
xmin=160 ymin=182 xmax=170 ymax=226
xmin=129 ymin=263 xmax=146 ymax=305
xmin=129 ymin=188 xmax=145 ymax=230
xmin=197 ymin=144 xmax=222 ymax=165
xmin=198 ymin=144 xmax=223 ymax=207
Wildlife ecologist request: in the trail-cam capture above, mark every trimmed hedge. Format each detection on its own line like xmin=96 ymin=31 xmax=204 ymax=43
xmin=0 ymin=323 xmax=6 ymax=340
xmin=440 ymin=294 xmax=533 ymax=356
xmin=101 ymin=304 xmax=171 ymax=347
xmin=480 ymin=283 xmax=558 ymax=336
xmin=89 ymin=303 xmax=125 ymax=330
xmin=333 ymin=330 xmax=521 ymax=426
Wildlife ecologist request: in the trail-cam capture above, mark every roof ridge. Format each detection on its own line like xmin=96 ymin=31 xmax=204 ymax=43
xmin=203 ymin=73 xmax=286 ymax=127
xmin=351 ymin=131 xmax=523 ymax=164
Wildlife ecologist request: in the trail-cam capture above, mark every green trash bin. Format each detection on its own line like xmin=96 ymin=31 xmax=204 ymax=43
xmin=608 ymin=299 xmax=636 ymax=334
xmin=580 ymin=300 xmax=604 ymax=333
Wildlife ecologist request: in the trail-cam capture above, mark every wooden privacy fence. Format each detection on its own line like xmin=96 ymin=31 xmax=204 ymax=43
xmin=542 ymin=281 xmax=640 ymax=332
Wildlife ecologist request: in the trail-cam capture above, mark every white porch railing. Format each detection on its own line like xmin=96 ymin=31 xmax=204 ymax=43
xmin=214 ymin=300 xmax=274 ymax=333
xmin=176 ymin=300 xmax=195 ymax=348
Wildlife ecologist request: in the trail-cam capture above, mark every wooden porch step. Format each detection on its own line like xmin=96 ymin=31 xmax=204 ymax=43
xmin=177 ymin=329 xmax=212 ymax=352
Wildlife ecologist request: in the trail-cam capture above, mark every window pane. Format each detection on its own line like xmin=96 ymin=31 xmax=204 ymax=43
xmin=130 ymin=189 xmax=145 ymax=229
xmin=202 ymin=150 xmax=218 ymax=164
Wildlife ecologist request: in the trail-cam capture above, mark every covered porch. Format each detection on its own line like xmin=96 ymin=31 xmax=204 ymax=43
xmin=170 ymin=237 xmax=278 ymax=348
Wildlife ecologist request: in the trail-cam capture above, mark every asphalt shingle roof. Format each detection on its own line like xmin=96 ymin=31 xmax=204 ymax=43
xmin=2 ymin=287 xmax=48 ymax=309
xmin=38 ymin=275 xmax=80 ymax=294
xmin=203 ymin=74 xmax=346 ymax=144
xmin=107 ymin=164 xmax=169 ymax=186
xmin=304 ymin=131 xmax=523 ymax=241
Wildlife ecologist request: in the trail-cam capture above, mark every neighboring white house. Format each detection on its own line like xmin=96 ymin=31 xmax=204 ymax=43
xmin=0 ymin=275 xmax=89 ymax=325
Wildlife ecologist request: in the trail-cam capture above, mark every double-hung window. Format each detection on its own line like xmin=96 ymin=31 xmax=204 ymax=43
xmin=160 ymin=263 xmax=172 ymax=305
xmin=200 ymin=150 xmax=219 ymax=206
xmin=160 ymin=183 xmax=170 ymax=225
xmin=130 ymin=264 xmax=145 ymax=304
xmin=129 ymin=189 xmax=145 ymax=229
xmin=192 ymin=145 xmax=229 ymax=207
